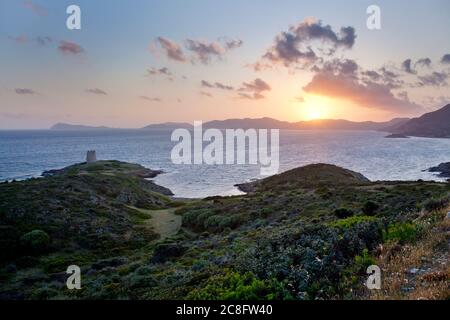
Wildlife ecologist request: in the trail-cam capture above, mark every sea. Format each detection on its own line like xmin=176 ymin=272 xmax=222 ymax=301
xmin=1 ymin=129 xmax=449 ymax=198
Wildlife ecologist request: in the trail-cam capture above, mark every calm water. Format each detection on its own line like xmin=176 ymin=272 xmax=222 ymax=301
xmin=1 ymin=129 xmax=449 ymax=198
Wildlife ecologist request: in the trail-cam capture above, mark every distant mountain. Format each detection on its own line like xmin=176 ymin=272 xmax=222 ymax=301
xmin=50 ymin=123 xmax=112 ymax=130
xmin=52 ymin=117 xmax=412 ymax=132
xmin=141 ymin=122 xmax=191 ymax=130
xmin=200 ymin=117 xmax=411 ymax=131
xmin=389 ymin=104 xmax=450 ymax=138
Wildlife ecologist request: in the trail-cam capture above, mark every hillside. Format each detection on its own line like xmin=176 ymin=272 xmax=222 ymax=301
xmin=0 ymin=162 xmax=449 ymax=300
xmin=390 ymin=104 xmax=450 ymax=138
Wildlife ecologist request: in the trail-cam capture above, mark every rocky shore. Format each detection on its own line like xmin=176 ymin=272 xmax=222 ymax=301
xmin=428 ymin=162 xmax=450 ymax=178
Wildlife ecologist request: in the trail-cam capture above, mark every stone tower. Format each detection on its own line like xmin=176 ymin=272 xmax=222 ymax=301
xmin=86 ymin=150 xmax=97 ymax=164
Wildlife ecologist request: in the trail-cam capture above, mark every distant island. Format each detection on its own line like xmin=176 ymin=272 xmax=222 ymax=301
xmin=50 ymin=123 xmax=114 ymax=130
xmin=49 ymin=104 xmax=450 ymax=139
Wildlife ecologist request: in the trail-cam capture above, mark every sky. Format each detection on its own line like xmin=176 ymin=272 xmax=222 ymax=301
xmin=0 ymin=0 xmax=449 ymax=129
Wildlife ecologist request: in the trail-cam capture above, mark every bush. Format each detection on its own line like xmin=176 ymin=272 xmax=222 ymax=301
xmin=20 ymin=230 xmax=50 ymax=254
xmin=329 ymin=215 xmax=376 ymax=229
xmin=334 ymin=208 xmax=354 ymax=219
xmin=382 ymin=222 xmax=420 ymax=244
xmin=362 ymin=201 xmax=379 ymax=216
xmin=353 ymin=249 xmax=376 ymax=273
xmin=423 ymin=197 xmax=449 ymax=212
xmin=187 ymin=270 xmax=285 ymax=300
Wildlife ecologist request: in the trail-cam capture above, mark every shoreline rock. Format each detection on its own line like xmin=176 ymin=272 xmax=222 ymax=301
xmin=385 ymin=133 xmax=409 ymax=138
xmin=428 ymin=162 xmax=450 ymax=178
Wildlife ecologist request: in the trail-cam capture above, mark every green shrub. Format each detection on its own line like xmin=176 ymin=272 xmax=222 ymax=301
xmin=362 ymin=201 xmax=379 ymax=216
xmin=187 ymin=270 xmax=285 ymax=300
xmin=423 ymin=197 xmax=449 ymax=212
xmin=382 ymin=222 xmax=420 ymax=244
xmin=334 ymin=208 xmax=354 ymax=219
xmin=20 ymin=230 xmax=50 ymax=254
xmin=353 ymin=249 xmax=376 ymax=273
xmin=329 ymin=215 xmax=376 ymax=229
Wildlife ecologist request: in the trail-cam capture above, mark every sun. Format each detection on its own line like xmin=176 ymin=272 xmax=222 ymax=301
xmin=299 ymin=95 xmax=332 ymax=120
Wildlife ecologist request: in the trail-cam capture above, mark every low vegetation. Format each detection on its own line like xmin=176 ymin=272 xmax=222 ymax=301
xmin=0 ymin=161 xmax=448 ymax=300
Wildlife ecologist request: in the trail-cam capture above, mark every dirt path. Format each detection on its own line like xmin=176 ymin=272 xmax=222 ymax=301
xmin=147 ymin=208 xmax=182 ymax=240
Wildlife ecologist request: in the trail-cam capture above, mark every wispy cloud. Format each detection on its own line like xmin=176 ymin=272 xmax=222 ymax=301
xmin=139 ymin=96 xmax=161 ymax=102
xmin=8 ymin=35 xmax=28 ymax=44
xmin=199 ymin=91 xmax=213 ymax=97
xmin=22 ymin=1 xmax=48 ymax=16
xmin=15 ymin=88 xmax=36 ymax=95
xmin=155 ymin=37 xmax=187 ymax=62
xmin=185 ymin=39 xmax=225 ymax=64
xmin=201 ymin=80 xmax=234 ymax=91
xmin=86 ymin=88 xmax=107 ymax=95
xmin=58 ymin=41 xmax=84 ymax=55
xmin=238 ymin=78 xmax=271 ymax=100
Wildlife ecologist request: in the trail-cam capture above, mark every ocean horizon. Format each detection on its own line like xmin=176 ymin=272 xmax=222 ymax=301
xmin=1 ymin=129 xmax=449 ymax=198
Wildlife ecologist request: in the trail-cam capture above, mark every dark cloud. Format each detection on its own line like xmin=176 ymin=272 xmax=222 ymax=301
xmin=401 ymin=59 xmax=416 ymax=74
xmin=139 ymin=96 xmax=161 ymax=102
xmin=22 ymin=1 xmax=47 ymax=16
xmin=361 ymin=70 xmax=381 ymax=81
xmin=417 ymin=72 xmax=448 ymax=87
xmin=441 ymin=54 xmax=450 ymax=64
xmin=147 ymin=67 xmax=173 ymax=77
xmin=318 ymin=59 xmax=359 ymax=76
xmin=185 ymin=39 xmax=225 ymax=64
xmin=238 ymin=78 xmax=271 ymax=100
xmin=201 ymin=80 xmax=214 ymax=88
xmin=262 ymin=18 xmax=356 ymax=68
xmin=224 ymin=39 xmax=243 ymax=50
xmin=415 ymin=58 xmax=431 ymax=68
xmin=58 ymin=41 xmax=84 ymax=55
xmin=86 ymin=88 xmax=107 ymax=95
xmin=201 ymin=80 xmax=233 ymax=91
xmin=155 ymin=37 xmax=187 ymax=62
xmin=303 ymin=72 xmax=423 ymax=114
xmin=15 ymin=88 xmax=36 ymax=95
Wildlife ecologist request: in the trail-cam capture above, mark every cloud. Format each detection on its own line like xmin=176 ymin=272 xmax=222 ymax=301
xmin=224 ymin=39 xmax=243 ymax=50
xmin=417 ymin=72 xmax=448 ymax=87
xmin=238 ymin=78 xmax=271 ymax=100
xmin=201 ymin=80 xmax=233 ymax=90
xmin=36 ymin=36 xmax=52 ymax=46
xmin=147 ymin=67 xmax=173 ymax=76
xmin=441 ymin=54 xmax=450 ymax=64
xmin=401 ymin=59 xmax=416 ymax=74
xmin=15 ymin=88 xmax=36 ymax=95
xmin=185 ymin=39 xmax=225 ymax=64
xmin=262 ymin=18 xmax=356 ymax=68
xmin=303 ymin=72 xmax=423 ymax=114
xmin=139 ymin=96 xmax=161 ymax=102
xmin=155 ymin=37 xmax=187 ymax=62
xmin=415 ymin=58 xmax=431 ymax=68
xmin=22 ymin=1 xmax=47 ymax=16
xmin=199 ymin=91 xmax=213 ymax=97
xmin=8 ymin=35 xmax=28 ymax=44
xmin=58 ymin=41 xmax=84 ymax=55
xmin=86 ymin=88 xmax=107 ymax=95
